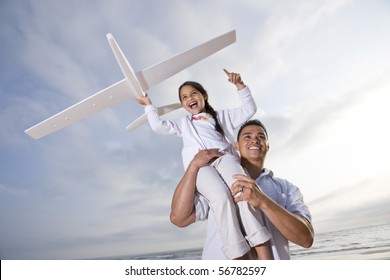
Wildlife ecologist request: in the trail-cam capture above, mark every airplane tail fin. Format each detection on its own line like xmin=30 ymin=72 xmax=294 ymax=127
xmin=106 ymin=33 xmax=145 ymax=97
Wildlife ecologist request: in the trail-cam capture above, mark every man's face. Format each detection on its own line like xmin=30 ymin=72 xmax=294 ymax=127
xmin=235 ymin=125 xmax=269 ymax=161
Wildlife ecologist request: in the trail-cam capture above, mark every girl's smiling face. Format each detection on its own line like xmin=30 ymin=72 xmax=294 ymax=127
xmin=179 ymin=85 xmax=207 ymax=115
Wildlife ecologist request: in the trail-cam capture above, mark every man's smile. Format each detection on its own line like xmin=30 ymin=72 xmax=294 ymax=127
xmin=248 ymin=146 xmax=261 ymax=150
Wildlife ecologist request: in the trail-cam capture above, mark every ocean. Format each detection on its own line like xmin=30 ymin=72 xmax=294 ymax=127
xmin=113 ymin=221 xmax=390 ymax=260
xmin=290 ymin=221 xmax=390 ymax=260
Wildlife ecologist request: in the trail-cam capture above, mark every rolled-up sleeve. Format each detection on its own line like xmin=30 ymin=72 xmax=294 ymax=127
xmin=194 ymin=193 xmax=210 ymax=221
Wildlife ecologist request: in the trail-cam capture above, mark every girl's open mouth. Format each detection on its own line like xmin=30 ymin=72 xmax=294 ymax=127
xmin=189 ymin=101 xmax=197 ymax=109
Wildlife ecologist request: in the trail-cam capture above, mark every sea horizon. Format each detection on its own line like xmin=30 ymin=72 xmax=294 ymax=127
xmin=95 ymin=221 xmax=390 ymax=260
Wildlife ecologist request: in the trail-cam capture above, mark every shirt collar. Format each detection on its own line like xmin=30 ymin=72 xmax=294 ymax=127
xmin=243 ymin=167 xmax=274 ymax=180
xmin=192 ymin=112 xmax=212 ymax=119
xmin=260 ymin=168 xmax=273 ymax=178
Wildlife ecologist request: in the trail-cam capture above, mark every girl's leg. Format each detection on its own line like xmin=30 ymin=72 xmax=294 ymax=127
xmin=213 ymin=154 xmax=273 ymax=259
xmin=197 ymin=165 xmax=250 ymax=259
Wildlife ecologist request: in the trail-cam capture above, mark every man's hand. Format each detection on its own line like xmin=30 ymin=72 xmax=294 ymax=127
xmin=231 ymin=173 xmax=314 ymax=248
xmin=191 ymin=149 xmax=223 ymax=169
xmin=231 ymin=174 xmax=266 ymax=209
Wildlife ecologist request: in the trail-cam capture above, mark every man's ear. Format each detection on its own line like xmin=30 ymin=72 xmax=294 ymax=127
xmin=235 ymin=141 xmax=239 ymax=151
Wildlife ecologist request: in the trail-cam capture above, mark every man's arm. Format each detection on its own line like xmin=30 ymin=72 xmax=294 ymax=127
xmin=231 ymin=174 xmax=314 ymax=248
xmin=170 ymin=149 xmax=223 ymax=227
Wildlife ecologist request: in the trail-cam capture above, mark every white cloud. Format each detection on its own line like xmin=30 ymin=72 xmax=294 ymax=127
xmin=247 ymin=0 xmax=353 ymax=89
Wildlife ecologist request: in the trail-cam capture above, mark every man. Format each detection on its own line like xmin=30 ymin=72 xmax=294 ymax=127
xmin=170 ymin=119 xmax=314 ymax=259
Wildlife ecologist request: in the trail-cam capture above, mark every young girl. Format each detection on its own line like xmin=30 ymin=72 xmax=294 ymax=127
xmin=136 ymin=69 xmax=272 ymax=259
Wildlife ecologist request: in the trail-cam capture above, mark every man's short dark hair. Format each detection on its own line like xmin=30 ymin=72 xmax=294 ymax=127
xmin=237 ymin=119 xmax=268 ymax=141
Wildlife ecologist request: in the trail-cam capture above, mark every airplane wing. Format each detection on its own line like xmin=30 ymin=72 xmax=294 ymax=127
xmin=25 ymin=30 xmax=236 ymax=139
xmin=25 ymin=79 xmax=132 ymax=139
xmin=136 ymin=30 xmax=236 ymax=91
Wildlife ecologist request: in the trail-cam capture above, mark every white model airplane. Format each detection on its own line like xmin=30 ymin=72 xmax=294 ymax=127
xmin=24 ymin=30 xmax=236 ymax=139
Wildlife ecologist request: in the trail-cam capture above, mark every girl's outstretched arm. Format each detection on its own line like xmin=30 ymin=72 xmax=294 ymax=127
xmin=136 ymin=93 xmax=181 ymax=136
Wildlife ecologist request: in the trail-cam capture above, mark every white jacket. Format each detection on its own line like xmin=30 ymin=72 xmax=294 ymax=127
xmin=144 ymin=86 xmax=257 ymax=168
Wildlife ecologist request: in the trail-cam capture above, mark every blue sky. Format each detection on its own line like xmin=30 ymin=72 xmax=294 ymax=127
xmin=1 ymin=0 xmax=390 ymax=259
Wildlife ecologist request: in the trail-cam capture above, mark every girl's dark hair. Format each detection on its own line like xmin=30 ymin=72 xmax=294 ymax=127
xmin=179 ymin=81 xmax=225 ymax=137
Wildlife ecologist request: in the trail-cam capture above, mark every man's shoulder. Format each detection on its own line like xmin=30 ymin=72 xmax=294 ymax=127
xmin=258 ymin=169 xmax=298 ymax=192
